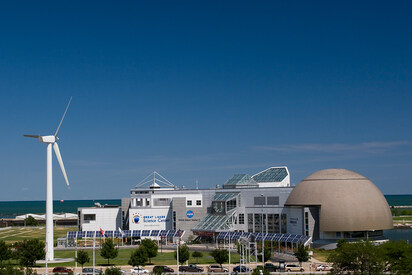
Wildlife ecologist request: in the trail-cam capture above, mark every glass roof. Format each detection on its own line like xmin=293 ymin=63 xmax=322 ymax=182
xmin=252 ymin=167 xmax=288 ymax=182
xmin=225 ymin=174 xmax=256 ymax=185
xmin=213 ymin=192 xmax=239 ymax=201
xmin=192 ymin=213 xmax=234 ymax=231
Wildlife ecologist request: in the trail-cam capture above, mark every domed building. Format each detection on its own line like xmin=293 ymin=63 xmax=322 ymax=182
xmin=285 ymin=169 xmax=392 ymax=248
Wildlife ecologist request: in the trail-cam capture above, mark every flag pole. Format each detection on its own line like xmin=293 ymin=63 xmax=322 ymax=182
xmin=93 ymin=232 xmax=96 ymax=275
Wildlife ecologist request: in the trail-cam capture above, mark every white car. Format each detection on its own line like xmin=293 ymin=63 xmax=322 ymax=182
xmin=131 ymin=267 xmax=150 ymax=274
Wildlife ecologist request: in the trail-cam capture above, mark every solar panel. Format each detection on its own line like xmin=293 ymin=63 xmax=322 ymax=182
xmin=175 ymin=230 xmax=184 ymax=237
xmin=77 ymin=231 xmax=86 ymax=238
xmin=150 ymin=230 xmax=160 ymax=237
xmin=241 ymin=232 xmax=251 ymax=239
xmin=132 ymin=230 xmax=141 ymax=237
xmin=264 ymin=233 xmax=275 ymax=241
xmin=217 ymin=232 xmax=228 ymax=239
xmin=280 ymin=234 xmax=289 ymax=242
xmin=141 ymin=230 xmax=150 ymax=237
xmin=232 ymin=232 xmax=242 ymax=240
xmin=286 ymin=234 xmax=297 ymax=242
xmin=123 ymin=230 xmax=131 ymax=237
xmin=95 ymin=231 xmax=103 ymax=238
xmin=67 ymin=231 xmax=77 ymax=239
xmin=291 ymin=235 xmax=302 ymax=243
xmin=167 ymin=230 xmax=175 ymax=237
xmin=255 ymin=233 xmax=266 ymax=241
xmin=86 ymin=231 xmax=95 ymax=238
xmin=105 ymin=230 xmax=114 ymax=237
xmin=275 ymin=233 xmax=283 ymax=241
xmin=114 ymin=231 xmax=122 ymax=237
xmin=160 ymin=230 xmax=167 ymax=237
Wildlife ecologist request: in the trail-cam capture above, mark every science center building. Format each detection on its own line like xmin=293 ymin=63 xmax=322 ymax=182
xmin=77 ymin=167 xmax=393 ymax=247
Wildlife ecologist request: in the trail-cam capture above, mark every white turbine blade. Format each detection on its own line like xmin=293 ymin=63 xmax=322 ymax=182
xmin=53 ymin=143 xmax=70 ymax=187
xmin=24 ymin=134 xmax=40 ymax=138
xmin=54 ymin=96 xmax=72 ymax=137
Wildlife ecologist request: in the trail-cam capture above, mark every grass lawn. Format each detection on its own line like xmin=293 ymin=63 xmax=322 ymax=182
xmin=393 ymin=216 xmax=412 ymax=222
xmin=311 ymin=249 xmax=332 ymax=262
xmin=0 ymin=226 xmax=76 ymax=245
xmin=44 ymin=249 xmax=242 ymax=268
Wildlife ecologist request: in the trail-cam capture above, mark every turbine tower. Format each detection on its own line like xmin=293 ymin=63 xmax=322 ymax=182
xmin=24 ymin=97 xmax=72 ymax=261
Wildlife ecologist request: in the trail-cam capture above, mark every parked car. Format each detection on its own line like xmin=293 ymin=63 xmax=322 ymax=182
xmin=52 ymin=267 xmax=72 ymax=273
xmin=153 ymin=265 xmax=175 ymax=273
xmin=233 ymin=265 xmax=252 ymax=273
xmin=285 ymin=264 xmax=304 ymax=272
xmin=263 ymin=263 xmax=280 ymax=272
xmin=207 ymin=265 xmax=228 ymax=273
xmin=76 ymin=268 xmax=103 ymax=275
xmin=179 ymin=264 xmax=204 ymax=272
xmin=316 ymin=264 xmax=333 ymax=271
xmin=131 ymin=267 xmax=151 ymax=273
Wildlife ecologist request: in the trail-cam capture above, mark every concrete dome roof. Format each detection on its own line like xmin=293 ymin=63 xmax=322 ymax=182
xmin=285 ymin=169 xmax=393 ymax=232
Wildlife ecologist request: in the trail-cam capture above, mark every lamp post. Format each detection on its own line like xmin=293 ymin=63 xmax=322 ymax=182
xmin=261 ymin=194 xmax=264 ymax=269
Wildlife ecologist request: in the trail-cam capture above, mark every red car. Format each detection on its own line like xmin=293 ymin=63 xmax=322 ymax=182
xmin=52 ymin=267 xmax=72 ymax=273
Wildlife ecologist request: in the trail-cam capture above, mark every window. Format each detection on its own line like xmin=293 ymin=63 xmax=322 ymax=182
xmin=281 ymin=213 xmax=287 ymax=233
xmin=254 ymin=196 xmax=265 ymax=205
xmin=274 ymin=214 xmax=280 ymax=233
xmin=248 ymin=214 xmax=253 ymax=232
xmin=196 ymin=200 xmax=201 ymax=206
xmin=83 ymin=214 xmax=95 ymax=221
xmin=239 ymin=213 xmax=245 ymax=224
xmin=305 ymin=212 xmax=309 ymax=236
xmin=268 ymin=214 xmax=274 ymax=233
xmin=173 ymin=211 xmax=176 ymax=230
xmin=267 ymin=196 xmax=279 ymax=205
xmin=212 ymin=201 xmax=224 ymax=213
xmin=154 ymin=198 xmax=171 ymax=206
xmin=226 ymin=198 xmax=237 ymax=211
xmin=187 ymin=200 xmax=192 ymax=206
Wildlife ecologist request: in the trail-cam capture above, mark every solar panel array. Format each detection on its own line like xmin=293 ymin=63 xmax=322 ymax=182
xmin=67 ymin=229 xmax=185 ymax=239
xmin=217 ymin=232 xmax=309 ymax=244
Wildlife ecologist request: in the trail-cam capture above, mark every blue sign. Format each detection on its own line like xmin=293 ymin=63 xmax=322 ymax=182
xmin=186 ymin=210 xmax=194 ymax=218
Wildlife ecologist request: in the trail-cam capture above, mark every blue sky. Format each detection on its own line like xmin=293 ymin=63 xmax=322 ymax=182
xmin=0 ymin=1 xmax=411 ymax=201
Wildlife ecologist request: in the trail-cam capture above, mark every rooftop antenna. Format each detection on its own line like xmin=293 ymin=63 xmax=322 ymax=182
xmin=24 ymin=96 xmax=72 ymax=261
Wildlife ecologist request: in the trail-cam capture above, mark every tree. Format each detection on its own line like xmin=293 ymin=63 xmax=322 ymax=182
xmin=327 ymin=240 xmax=385 ymax=275
xmin=380 ymin=240 xmax=412 ymax=274
xmin=294 ymin=243 xmax=310 ymax=266
xmin=24 ymin=216 xmax=38 ymax=227
xmin=0 ymin=266 xmax=25 ymax=275
xmin=76 ymin=250 xmax=90 ymax=269
xmin=100 ymin=239 xmax=118 ymax=265
xmin=0 ymin=240 xmax=12 ymax=266
xmin=129 ymin=246 xmax=148 ymax=267
xmin=211 ymin=249 xmax=229 ymax=267
xmin=174 ymin=245 xmax=190 ymax=264
xmin=105 ymin=267 xmax=123 ymax=275
xmin=16 ymin=239 xmax=45 ymax=268
xmin=192 ymin=251 xmax=203 ymax=263
xmin=257 ymin=245 xmax=272 ymax=263
xmin=140 ymin=239 xmax=158 ymax=264
xmin=252 ymin=267 xmax=270 ymax=275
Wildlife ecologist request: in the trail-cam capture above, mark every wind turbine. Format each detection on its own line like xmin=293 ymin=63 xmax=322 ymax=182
xmin=24 ymin=97 xmax=72 ymax=261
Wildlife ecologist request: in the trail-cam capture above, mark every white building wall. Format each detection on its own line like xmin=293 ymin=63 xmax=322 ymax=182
xmin=129 ymin=207 xmax=172 ymax=231
xmin=80 ymin=208 xmax=121 ymax=231
xmin=287 ymin=207 xmax=303 ymax=235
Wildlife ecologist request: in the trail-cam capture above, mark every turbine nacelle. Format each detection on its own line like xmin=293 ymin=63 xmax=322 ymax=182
xmin=39 ymin=135 xmax=58 ymax=143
